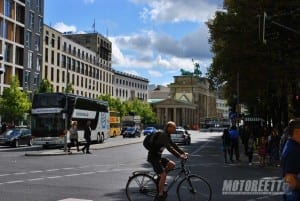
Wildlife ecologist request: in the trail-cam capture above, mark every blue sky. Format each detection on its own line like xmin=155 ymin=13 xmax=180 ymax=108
xmin=44 ymin=0 xmax=223 ymax=86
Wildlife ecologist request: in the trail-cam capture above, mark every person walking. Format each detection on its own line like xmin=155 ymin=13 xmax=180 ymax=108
xmin=145 ymin=121 xmax=188 ymax=201
xmin=82 ymin=120 xmax=92 ymax=154
xmin=68 ymin=121 xmax=79 ymax=152
xmin=229 ymin=125 xmax=240 ymax=162
xmin=281 ymin=118 xmax=300 ymax=201
xmin=222 ymin=128 xmax=231 ymax=163
xmin=247 ymin=134 xmax=255 ymax=165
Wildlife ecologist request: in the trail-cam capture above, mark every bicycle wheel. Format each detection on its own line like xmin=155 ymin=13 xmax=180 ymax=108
xmin=177 ymin=175 xmax=212 ymax=201
xmin=125 ymin=173 xmax=158 ymax=201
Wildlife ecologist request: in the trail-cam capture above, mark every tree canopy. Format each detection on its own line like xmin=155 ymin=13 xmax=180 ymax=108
xmin=0 ymin=77 xmax=31 ymax=124
xmin=207 ymin=0 xmax=300 ymax=127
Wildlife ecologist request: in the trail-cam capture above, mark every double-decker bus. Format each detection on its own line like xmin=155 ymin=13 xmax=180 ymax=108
xmin=109 ymin=111 xmax=121 ymax=137
xmin=31 ymin=93 xmax=109 ymax=147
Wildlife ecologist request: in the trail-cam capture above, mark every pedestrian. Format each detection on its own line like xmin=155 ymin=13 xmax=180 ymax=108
xmin=268 ymin=128 xmax=280 ymax=166
xmin=281 ymin=118 xmax=300 ymax=201
xmin=247 ymin=134 xmax=255 ymax=165
xmin=258 ymin=136 xmax=267 ymax=167
xmin=82 ymin=120 xmax=92 ymax=154
xmin=68 ymin=121 xmax=79 ymax=152
xmin=222 ymin=128 xmax=231 ymax=163
xmin=1 ymin=122 xmax=7 ymax=134
xmin=240 ymin=125 xmax=250 ymax=156
xmin=229 ymin=125 xmax=240 ymax=162
xmin=145 ymin=121 xmax=188 ymax=201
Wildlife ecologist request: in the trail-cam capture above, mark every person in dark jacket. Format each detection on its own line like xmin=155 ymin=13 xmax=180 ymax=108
xmin=147 ymin=121 xmax=188 ymax=201
xmin=82 ymin=120 xmax=92 ymax=154
xmin=281 ymin=118 xmax=300 ymax=201
xmin=222 ymin=128 xmax=231 ymax=163
xmin=229 ymin=125 xmax=240 ymax=162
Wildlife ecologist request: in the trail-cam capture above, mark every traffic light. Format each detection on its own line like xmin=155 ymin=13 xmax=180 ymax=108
xmin=293 ymin=95 xmax=300 ymax=117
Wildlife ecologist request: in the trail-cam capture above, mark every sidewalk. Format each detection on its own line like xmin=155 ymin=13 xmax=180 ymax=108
xmin=25 ymin=136 xmax=144 ymax=156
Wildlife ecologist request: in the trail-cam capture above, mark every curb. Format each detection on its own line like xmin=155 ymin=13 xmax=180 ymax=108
xmin=25 ymin=137 xmax=144 ymax=156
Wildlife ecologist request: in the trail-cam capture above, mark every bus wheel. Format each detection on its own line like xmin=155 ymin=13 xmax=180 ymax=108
xmin=97 ymin=134 xmax=104 ymax=143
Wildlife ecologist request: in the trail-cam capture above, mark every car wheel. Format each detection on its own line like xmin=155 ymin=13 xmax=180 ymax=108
xmin=28 ymin=138 xmax=33 ymax=146
xmin=14 ymin=139 xmax=19 ymax=148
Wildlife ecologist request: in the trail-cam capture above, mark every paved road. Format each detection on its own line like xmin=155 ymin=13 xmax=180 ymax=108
xmin=0 ymin=131 xmax=283 ymax=201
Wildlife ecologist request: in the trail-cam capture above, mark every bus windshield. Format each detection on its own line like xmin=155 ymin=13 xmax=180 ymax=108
xmin=31 ymin=113 xmax=65 ymax=137
xmin=32 ymin=93 xmax=66 ymax=108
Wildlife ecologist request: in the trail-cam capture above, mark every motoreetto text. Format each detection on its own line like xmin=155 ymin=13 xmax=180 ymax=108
xmin=222 ymin=179 xmax=286 ymax=195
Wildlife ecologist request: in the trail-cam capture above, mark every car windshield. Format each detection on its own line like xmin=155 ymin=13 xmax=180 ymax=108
xmin=5 ymin=130 xmax=20 ymax=137
xmin=126 ymin=127 xmax=135 ymax=131
xmin=145 ymin=127 xmax=154 ymax=130
xmin=176 ymin=130 xmax=185 ymax=134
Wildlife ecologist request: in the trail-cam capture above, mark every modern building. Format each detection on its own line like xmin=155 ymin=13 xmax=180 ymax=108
xmin=113 ymin=70 xmax=148 ymax=101
xmin=43 ymin=25 xmax=114 ymax=99
xmin=0 ymin=0 xmax=44 ymax=95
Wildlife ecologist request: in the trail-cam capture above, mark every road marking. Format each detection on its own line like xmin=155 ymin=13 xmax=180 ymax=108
xmin=65 ymin=174 xmax=81 ymax=177
xmin=6 ymin=180 xmax=24 ymax=184
xmin=58 ymin=198 xmax=93 ymax=201
xmin=28 ymin=177 xmax=44 ymax=181
xmin=14 ymin=172 xmax=27 ymax=175
xmin=29 ymin=170 xmax=43 ymax=173
xmin=46 ymin=169 xmax=60 ymax=172
xmin=47 ymin=176 xmax=62 ymax=179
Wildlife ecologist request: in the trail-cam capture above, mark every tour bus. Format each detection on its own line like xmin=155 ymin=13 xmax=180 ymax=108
xmin=31 ymin=93 xmax=110 ymax=147
xmin=109 ymin=111 xmax=121 ymax=137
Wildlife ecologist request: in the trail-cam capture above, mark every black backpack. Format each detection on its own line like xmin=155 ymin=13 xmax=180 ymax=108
xmin=143 ymin=131 xmax=160 ymax=151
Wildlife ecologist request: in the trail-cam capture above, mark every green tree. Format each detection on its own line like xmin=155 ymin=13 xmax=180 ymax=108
xmin=98 ymin=95 xmax=157 ymax=125
xmin=207 ymin=1 xmax=300 ymax=126
xmin=0 ymin=77 xmax=31 ymax=124
xmin=65 ymin=83 xmax=73 ymax=93
xmin=37 ymin=79 xmax=53 ymax=93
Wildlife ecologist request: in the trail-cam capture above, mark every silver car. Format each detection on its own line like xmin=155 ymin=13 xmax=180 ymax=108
xmin=171 ymin=128 xmax=191 ymax=145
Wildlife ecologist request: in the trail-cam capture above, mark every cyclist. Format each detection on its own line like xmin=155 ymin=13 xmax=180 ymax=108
xmin=147 ymin=121 xmax=188 ymax=201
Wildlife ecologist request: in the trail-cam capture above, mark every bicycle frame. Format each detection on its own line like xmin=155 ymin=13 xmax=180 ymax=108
xmin=164 ymin=160 xmax=190 ymax=192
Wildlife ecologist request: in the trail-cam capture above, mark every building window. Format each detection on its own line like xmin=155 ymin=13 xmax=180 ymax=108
xmin=29 ymin=12 xmax=34 ymax=30
xmin=36 ymin=55 xmax=41 ymax=71
xmin=51 ymin=67 xmax=54 ymax=81
xmin=4 ymin=0 xmax=12 ymax=18
xmin=35 ymin=35 xmax=40 ymax=51
xmin=33 ymin=73 xmax=39 ymax=85
xmin=28 ymin=51 xmax=33 ymax=69
xmin=25 ymin=31 xmax=31 ymax=48
xmin=56 ymin=69 xmax=59 ymax=82
xmin=38 ymin=16 xmax=43 ymax=33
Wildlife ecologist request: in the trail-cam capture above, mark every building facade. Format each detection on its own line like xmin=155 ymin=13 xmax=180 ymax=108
xmin=43 ymin=25 xmax=114 ymax=99
xmin=113 ymin=70 xmax=148 ymax=101
xmin=0 ymin=0 xmax=44 ymax=95
xmin=150 ymin=75 xmax=217 ymax=128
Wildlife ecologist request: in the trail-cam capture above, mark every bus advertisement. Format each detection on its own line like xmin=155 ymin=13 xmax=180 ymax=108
xmin=109 ymin=111 xmax=121 ymax=137
xmin=31 ymin=93 xmax=110 ymax=147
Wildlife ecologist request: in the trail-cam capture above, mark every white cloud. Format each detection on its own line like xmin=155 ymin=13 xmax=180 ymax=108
xmin=139 ymin=0 xmax=221 ymax=23
xmin=53 ymin=22 xmax=77 ymax=33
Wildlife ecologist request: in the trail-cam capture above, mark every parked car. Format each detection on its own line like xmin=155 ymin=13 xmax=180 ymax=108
xmin=123 ymin=127 xmax=141 ymax=138
xmin=143 ymin=127 xmax=157 ymax=136
xmin=0 ymin=128 xmax=32 ymax=147
xmin=171 ymin=127 xmax=191 ymax=145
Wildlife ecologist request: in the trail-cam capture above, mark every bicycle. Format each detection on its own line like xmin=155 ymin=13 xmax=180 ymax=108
xmin=125 ymin=159 xmax=212 ymax=201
